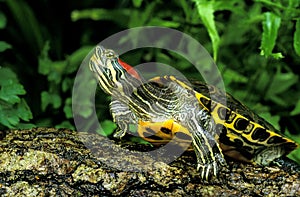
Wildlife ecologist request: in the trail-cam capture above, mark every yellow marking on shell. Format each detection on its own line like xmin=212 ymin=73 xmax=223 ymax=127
xmin=225 ymin=131 xmax=239 ymax=142
xmin=195 ymin=91 xmax=298 ymax=148
xmin=169 ymin=76 xmax=194 ymax=91
xmin=138 ymin=119 xmax=192 ymax=150
xmin=136 ymin=75 xmax=298 ymax=170
xmin=146 ymin=76 xmax=298 ymax=155
xmin=151 ymin=76 xmax=194 ymax=91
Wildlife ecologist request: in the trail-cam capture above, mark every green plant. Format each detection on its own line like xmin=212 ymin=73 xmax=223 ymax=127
xmin=0 ymin=67 xmax=33 ymax=129
xmin=0 ymin=0 xmax=299 ymax=161
xmin=0 ymin=8 xmax=33 ymax=129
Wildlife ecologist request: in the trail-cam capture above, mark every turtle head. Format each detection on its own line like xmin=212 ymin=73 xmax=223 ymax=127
xmin=89 ymin=45 xmax=140 ymax=95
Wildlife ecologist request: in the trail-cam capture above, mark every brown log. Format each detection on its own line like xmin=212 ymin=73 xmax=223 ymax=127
xmin=0 ymin=128 xmax=299 ymax=196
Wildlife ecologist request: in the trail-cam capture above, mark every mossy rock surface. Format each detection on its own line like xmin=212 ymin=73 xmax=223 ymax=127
xmin=0 ymin=128 xmax=299 ymax=196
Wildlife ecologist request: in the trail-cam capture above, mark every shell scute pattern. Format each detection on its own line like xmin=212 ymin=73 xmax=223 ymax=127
xmin=138 ymin=76 xmax=298 ymax=165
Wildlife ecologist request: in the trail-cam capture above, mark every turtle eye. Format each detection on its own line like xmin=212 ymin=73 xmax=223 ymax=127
xmin=105 ymin=49 xmax=116 ymax=58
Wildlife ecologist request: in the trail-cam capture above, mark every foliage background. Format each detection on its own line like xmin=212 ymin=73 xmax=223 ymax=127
xmin=0 ymin=0 xmax=300 ymax=162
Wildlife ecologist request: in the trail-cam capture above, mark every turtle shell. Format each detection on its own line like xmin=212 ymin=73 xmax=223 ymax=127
xmin=138 ymin=77 xmax=299 ymax=164
xmin=89 ymin=45 xmax=298 ymax=178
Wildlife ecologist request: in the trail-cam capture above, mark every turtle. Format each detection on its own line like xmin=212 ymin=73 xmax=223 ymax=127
xmin=89 ymin=45 xmax=299 ymax=180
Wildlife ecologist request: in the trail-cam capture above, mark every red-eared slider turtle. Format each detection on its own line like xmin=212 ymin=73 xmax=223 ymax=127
xmin=89 ymin=45 xmax=299 ymax=180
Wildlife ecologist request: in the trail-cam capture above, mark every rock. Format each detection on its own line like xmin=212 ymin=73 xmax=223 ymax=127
xmin=0 ymin=128 xmax=299 ymax=196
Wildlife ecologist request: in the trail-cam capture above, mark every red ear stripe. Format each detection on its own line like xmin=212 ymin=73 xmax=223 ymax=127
xmin=118 ymin=59 xmax=141 ymax=80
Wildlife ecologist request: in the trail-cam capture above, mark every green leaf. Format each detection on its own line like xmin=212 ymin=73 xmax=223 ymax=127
xmin=99 ymin=120 xmax=117 ymax=136
xmin=6 ymin=112 xmax=19 ymax=127
xmin=266 ymin=67 xmax=298 ymax=97
xmin=213 ymin=0 xmax=244 ymax=12
xmin=294 ymin=19 xmax=300 ymax=56
xmin=15 ymin=123 xmax=36 ymax=129
xmin=6 ymin=0 xmax=45 ymax=54
xmin=0 ymin=67 xmax=18 ymax=84
xmin=284 ymin=128 xmax=300 ymax=163
xmin=38 ymin=41 xmax=52 ymax=75
xmin=269 ymin=52 xmax=284 ymax=59
xmin=0 ymin=41 xmax=11 ymax=52
xmin=179 ymin=0 xmax=191 ymax=20
xmin=268 ymin=95 xmax=287 ymax=107
xmin=63 ymin=104 xmax=72 ymax=119
xmin=128 ymin=2 xmax=156 ymax=27
xmin=260 ymin=12 xmax=282 ymax=58
xmin=0 ymin=79 xmax=26 ymax=104
xmin=65 ymin=46 xmax=93 ymax=74
xmin=147 ymin=18 xmax=180 ymax=28
xmin=62 ymin=78 xmax=73 ymax=92
xmin=71 ymin=9 xmax=130 ymax=27
xmin=223 ymin=68 xmax=248 ymax=84
xmin=39 ymin=41 xmax=68 ymax=84
xmin=290 ymin=99 xmax=300 ymax=116
xmin=0 ymin=11 xmax=7 ymax=29
xmin=0 ymin=99 xmax=32 ymax=128
xmin=288 ymin=148 xmax=300 ymax=164
xmin=63 ymin=98 xmax=73 ymax=119
xmin=259 ymin=112 xmax=280 ymax=130
xmin=132 ymin=0 xmax=143 ymax=8
xmin=253 ymin=70 xmax=269 ymax=93
xmin=0 ymin=67 xmax=32 ymax=128
xmin=17 ymin=99 xmax=33 ymax=121
xmin=193 ymin=0 xmax=220 ymax=61
xmin=41 ymin=91 xmax=62 ymax=111
xmin=35 ymin=118 xmax=52 ymax=128
xmin=71 ymin=64 xmax=96 ymax=119
xmin=129 ymin=136 xmax=152 ymax=145
xmin=48 ymin=61 xmax=64 ymax=84
xmin=72 ymin=8 xmax=122 ymax=21
xmin=0 ymin=105 xmax=14 ymax=128
xmin=55 ymin=121 xmax=75 ymax=130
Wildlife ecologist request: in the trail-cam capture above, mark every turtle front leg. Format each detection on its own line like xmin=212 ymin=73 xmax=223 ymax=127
xmin=110 ymin=99 xmax=138 ymax=138
xmin=186 ymin=114 xmax=227 ymax=180
xmin=192 ymin=136 xmax=226 ymax=180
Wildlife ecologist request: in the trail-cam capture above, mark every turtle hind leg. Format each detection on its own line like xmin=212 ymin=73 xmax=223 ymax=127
xmin=272 ymin=157 xmax=300 ymax=173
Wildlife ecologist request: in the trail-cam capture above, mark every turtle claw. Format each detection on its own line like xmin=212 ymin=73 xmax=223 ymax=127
xmin=196 ymin=152 xmax=226 ymax=180
xmin=197 ymin=162 xmax=218 ymax=180
xmin=113 ymin=128 xmax=126 ymax=138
